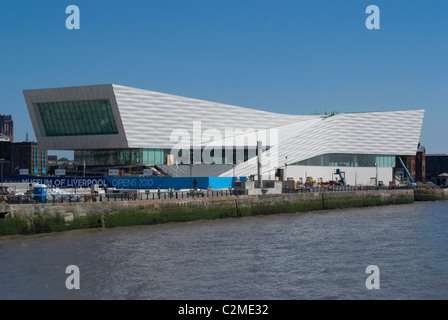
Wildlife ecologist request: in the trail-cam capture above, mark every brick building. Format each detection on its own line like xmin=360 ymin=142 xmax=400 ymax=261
xmin=395 ymin=145 xmax=426 ymax=183
xmin=0 ymin=113 xmax=14 ymax=142
xmin=4 ymin=142 xmax=48 ymax=176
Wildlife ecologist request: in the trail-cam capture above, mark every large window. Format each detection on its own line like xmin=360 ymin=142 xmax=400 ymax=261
xmin=293 ymin=153 xmax=396 ymax=168
xmin=173 ymin=147 xmax=260 ymax=165
xmin=75 ymin=148 xmax=172 ymax=166
xmin=37 ymin=99 xmax=118 ymax=136
xmin=75 ymin=149 xmax=142 ymax=166
xmin=142 ymin=149 xmax=167 ymax=165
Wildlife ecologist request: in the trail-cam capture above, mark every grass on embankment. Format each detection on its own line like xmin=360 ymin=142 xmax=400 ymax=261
xmin=0 ymin=195 xmax=414 ymax=236
xmin=0 ymin=214 xmax=103 ymax=236
xmin=414 ymin=193 xmax=446 ymax=201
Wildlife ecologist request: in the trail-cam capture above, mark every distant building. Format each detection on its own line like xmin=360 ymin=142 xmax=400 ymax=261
xmin=0 ymin=113 xmax=14 ymax=142
xmin=395 ymin=145 xmax=426 ymax=183
xmin=47 ymin=155 xmax=58 ymax=163
xmin=47 ymin=156 xmax=75 ymax=176
xmin=426 ymin=154 xmax=448 ymax=184
xmin=0 ymin=141 xmax=11 ymax=160
xmin=4 ymin=142 xmax=48 ymax=176
xmin=416 ymin=146 xmax=426 ymax=182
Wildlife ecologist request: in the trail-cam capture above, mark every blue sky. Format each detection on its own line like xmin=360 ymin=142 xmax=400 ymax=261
xmin=1 ymin=0 xmax=447 ymax=158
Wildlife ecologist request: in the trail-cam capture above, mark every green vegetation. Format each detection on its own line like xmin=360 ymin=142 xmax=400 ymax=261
xmin=414 ymin=193 xmax=446 ymax=201
xmin=323 ymin=198 xmax=365 ymax=210
xmin=0 ymin=214 xmax=103 ymax=236
xmin=0 ymin=191 xmax=418 ymax=236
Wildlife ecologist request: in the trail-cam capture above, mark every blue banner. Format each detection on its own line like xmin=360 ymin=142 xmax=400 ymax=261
xmin=4 ymin=176 xmax=107 ymax=188
xmin=4 ymin=176 xmax=246 ymax=190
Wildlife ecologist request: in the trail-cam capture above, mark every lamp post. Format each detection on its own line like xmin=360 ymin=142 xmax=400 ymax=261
xmin=284 ymin=156 xmax=288 ymax=181
xmin=375 ymin=162 xmax=378 ymax=186
xmin=0 ymin=158 xmax=4 ymax=194
xmin=189 ymin=163 xmax=193 ymax=190
xmin=0 ymin=158 xmax=7 ymax=196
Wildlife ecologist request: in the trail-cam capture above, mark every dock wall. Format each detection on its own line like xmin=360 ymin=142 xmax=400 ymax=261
xmin=0 ymin=189 xmax=416 ymax=236
xmin=414 ymin=188 xmax=448 ymax=201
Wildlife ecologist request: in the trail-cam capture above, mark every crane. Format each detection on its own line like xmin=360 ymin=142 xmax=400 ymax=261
xmin=335 ymin=169 xmax=346 ymax=186
xmin=397 ymin=156 xmax=416 ymax=186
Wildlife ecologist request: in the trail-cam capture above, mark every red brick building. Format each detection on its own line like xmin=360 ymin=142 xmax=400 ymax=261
xmin=6 ymin=142 xmax=48 ymax=176
xmin=395 ymin=145 xmax=426 ymax=183
xmin=0 ymin=113 xmax=13 ymax=142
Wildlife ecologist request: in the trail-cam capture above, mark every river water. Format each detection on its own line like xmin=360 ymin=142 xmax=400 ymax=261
xmin=0 ymin=201 xmax=447 ymax=300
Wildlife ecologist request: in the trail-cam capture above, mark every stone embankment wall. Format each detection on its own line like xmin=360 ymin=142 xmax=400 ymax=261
xmin=0 ymin=189 xmax=417 ymax=236
xmin=414 ymin=188 xmax=448 ymax=201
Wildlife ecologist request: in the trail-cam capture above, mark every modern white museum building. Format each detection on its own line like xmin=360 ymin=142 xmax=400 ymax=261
xmin=23 ymin=84 xmax=425 ymax=186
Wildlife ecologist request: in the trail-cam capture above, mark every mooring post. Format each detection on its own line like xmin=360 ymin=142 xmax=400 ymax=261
xmin=257 ymin=141 xmax=263 ymax=188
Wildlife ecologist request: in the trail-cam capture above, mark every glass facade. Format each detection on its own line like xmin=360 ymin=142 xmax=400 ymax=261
xmin=292 ymin=153 xmax=396 ymax=168
xmin=75 ymin=148 xmax=171 ymax=166
xmin=75 ymin=147 xmax=260 ymax=166
xmin=175 ymin=147 xmax=259 ymax=165
xmin=142 ymin=149 xmax=167 ymax=165
xmin=75 ymin=149 xmax=141 ymax=166
xmin=37 ymin=99 xmax=118 ymax=136
xmin=77 ymin=149 xmax=395 ymax=168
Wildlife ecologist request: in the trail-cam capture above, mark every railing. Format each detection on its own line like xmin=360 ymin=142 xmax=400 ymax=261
xmin=3 ymin=189 xmax=249 ymax=204
xmin=2 ymin=185 xmax=418 ymax=204
xmin=285 ymin=185 xmax=417 ymax=193
xmin=100 ymin=189 xmax=250 ymax=202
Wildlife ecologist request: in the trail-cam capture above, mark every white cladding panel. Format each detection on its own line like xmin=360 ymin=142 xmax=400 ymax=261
xmin=220 ymin=109 xmax=425 ymax=177
xmin=112 ymin=84 xmax=318 ymax=148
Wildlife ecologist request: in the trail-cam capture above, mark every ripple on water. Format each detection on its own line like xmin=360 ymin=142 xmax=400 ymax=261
xmin=0 ymin=202 xmax=447 ymax=299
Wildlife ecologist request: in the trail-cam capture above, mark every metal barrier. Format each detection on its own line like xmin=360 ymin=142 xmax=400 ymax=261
xmin=293 ymin=185 xmax=416 ymax=193
xmin=1 ymin=185 xmax=417 ymax=204
xmin=2 ymin=189 xmax=249 ymax=204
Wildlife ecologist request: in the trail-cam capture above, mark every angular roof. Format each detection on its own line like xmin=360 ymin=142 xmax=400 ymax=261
xmin=112 ymin=84 xmax=320 ymax=148
xmin=23 ymin=84 xmax=424 ymax=177
xmin=219 ymin=109 xmax=425 ymax=176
